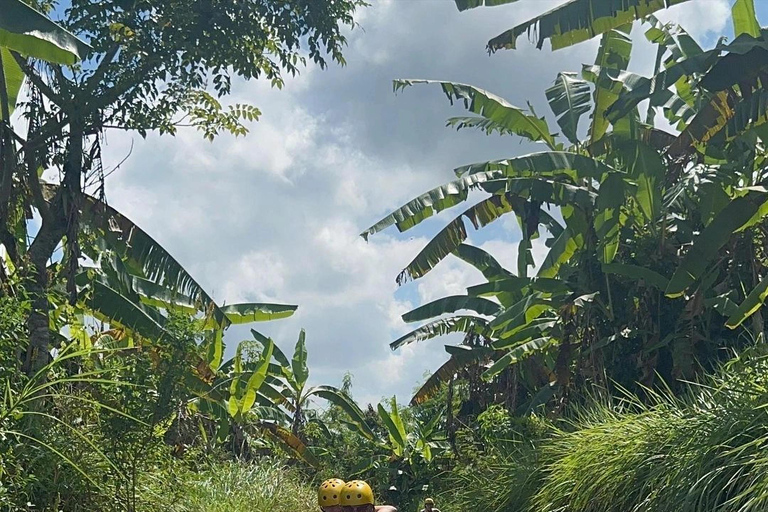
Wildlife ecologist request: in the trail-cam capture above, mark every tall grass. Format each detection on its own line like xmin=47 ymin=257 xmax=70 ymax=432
xmin=446 ymin=348 xmax=768 ymax=512
xmin=139 ymin=458 xmax=316 ymax=512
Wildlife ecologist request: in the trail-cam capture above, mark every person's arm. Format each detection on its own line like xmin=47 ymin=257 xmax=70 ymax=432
xmin=374 ymin=506 xmax=398 ymax=512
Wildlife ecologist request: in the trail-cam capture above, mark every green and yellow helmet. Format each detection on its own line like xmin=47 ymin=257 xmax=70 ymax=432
xmin=340 ymin=480 xmax=374 ymax=506
xmin=318 ymin=478 xmax=346 ymax=507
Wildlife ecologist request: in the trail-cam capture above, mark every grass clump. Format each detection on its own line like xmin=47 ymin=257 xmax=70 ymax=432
xmin=536 ymin=351 xmax=768 ymax=512
xmin=139 ymin=458 xmax=315 ymax=512
xmin=443 ymin=348 xmax=768 ymax=512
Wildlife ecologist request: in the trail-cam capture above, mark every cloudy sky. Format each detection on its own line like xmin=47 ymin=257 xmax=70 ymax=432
xmin=92 ymin=0 xmax=739 ymax=407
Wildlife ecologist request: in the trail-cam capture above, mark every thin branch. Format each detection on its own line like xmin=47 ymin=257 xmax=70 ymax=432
xmin=85 ymin=44 xmax=121 ymax=93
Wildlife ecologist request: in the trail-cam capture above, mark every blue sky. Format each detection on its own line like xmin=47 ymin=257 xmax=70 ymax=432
xmin=64 ymin=0 xmax=748 ymax=407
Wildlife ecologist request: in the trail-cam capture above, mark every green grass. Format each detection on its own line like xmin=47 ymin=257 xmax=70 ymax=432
xmin=139 ymin=458 xmax=316 ymax=512
xmin=443 ymin=349 xmax=768 ymax=512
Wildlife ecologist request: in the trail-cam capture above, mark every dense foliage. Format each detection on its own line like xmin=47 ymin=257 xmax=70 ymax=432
xmin=4 ymin=0 xmax=768 ymax=510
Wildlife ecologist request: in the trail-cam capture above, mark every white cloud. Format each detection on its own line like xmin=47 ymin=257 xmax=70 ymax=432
xmin=655 ymin=0 xmax=730 ymax=38
xmin=95 ymin=0 xmax=737 ymax=405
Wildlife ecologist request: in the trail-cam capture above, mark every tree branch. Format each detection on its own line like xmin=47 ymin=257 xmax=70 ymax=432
xmin=11 ymin=52 xmax=64 ymax=110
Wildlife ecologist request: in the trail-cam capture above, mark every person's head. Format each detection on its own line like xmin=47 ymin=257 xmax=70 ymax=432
xmin=424 ymin=498 xmax=435 ymax=510
xmin=340 ymin=480 xmax=375 ymax=512
xmin=319 ymin=478 xmax=346 ymax=512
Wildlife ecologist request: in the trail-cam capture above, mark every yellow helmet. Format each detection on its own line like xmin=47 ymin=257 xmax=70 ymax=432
xmin=425 ymin=498 xmax=435 ymax=505
xmin=340 ymin=480 xmax=374 ymax=506
xmin=318 ymin=478 xmax=346 ymax=507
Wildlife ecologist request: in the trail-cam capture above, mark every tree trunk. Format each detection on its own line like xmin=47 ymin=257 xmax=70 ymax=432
xmin=23 ymin=122 xmax=82 ymax=375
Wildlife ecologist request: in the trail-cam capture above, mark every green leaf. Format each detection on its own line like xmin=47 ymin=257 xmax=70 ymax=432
xmin=397 ymin=193 xmax=526 ymax=284
xmin=726 ymin=276 xmax=768 ymax=329
xmin=644 ymin=15 xmax=703 ymax=66
xmin=454 ymin=0 xmax=519 ymax=11
xmin=486 ymin=0 xmax=693 ymax=52
xmin=360 ymin=170 xmax=504 ymax=240
xmin=402 ymin=295 xmax=501 ymax=323
xmin=66 ymin=185 xmax=231 ymax=327
xmin=394 ymin=79 xmax=556 ymax=147
xmin=452 ymin=243 xmax=512 ymax=281
xmin=0 ymin=48 xmax=23 ymax=119
xmin=490 ymin=293 xmax=552 ymax=331
xmin=240 ymin=339 xmax=273 ymax=415
xmin=666 ymin=190 xmax=768 ymax=297
xmin=378 ymin=402 xmax=406 ymax=455
xmin=291 ymin=329 xmax=309 ymax=390
xmin=363 ymin=151 xmax=611 ymax=242
xmin=381 ymin=397 xmax=408 ymax=454
xmin=0 ymin=0 xmax=91 ymax=64
xmin=602 ymin=263 xmax=669 ymax=291
xmin=482 ymin=337 xmax=555 ymax=381
xmin=455 ymin=151 xmax=617 ymax=182
xmin=537 ymin=226 xmax=582 ymax=278
xmin=390 ymin=316 xmax=490 ymax=351
xmin=624 ymin=141 xmax=663 ymax=222
xmin=80 ymin=275 xmax=168 ymax=340
xmin=732 ymin=0 xmax=761 ymax=38
xmin=546 ymin=72 xmax=591 ymax=145
xmin=227 ymin=397 xmax=240 ymax=418
xmin=493 ymin=318 xmax=557 ymax=349
xmin=585 ymin=26 xmax=633 ymax=144
xmin=258 ymin=422 xmax=320 ymax=468
xmin=594 ymin=173 xmax=627 ymax=264
xmin=221 ymin=303 xmax=298 ymax=324
xmin=309 ymin=385 xmax=376 ymax=440
xmin=469 ymin=277 xmax=570 ymax=300
xmin=207 ymin=328 xmax=224 ymax=370
xmin=411 ymin=351 xmax=481 ymax=405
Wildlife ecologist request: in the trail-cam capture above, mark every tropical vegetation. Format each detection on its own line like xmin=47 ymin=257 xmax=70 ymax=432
xmin=3 ymin=0 xmax=768 ymax=510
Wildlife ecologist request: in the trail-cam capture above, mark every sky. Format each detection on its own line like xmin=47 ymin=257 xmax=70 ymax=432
xmin=87 ymin=0 xmax=744 ymax=407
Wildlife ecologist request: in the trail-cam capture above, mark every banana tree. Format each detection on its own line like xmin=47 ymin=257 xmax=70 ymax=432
xmin=364 ymin=4 xmax=768 ymax=414
xmin=250 ymin=328 xmax=377 ymax=442
xmin=0 ymin=0 xmax=90 ymax=118
xmin=453 ymin=0 xmax=694 ymax=53
xmin=356 ymin=396 xmax=448 ymax=508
